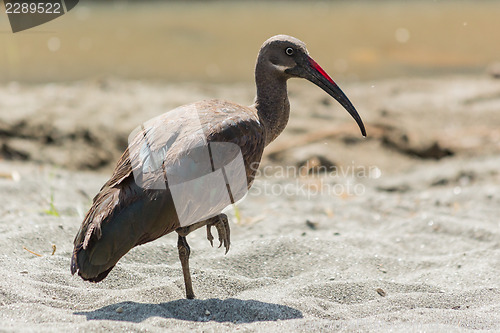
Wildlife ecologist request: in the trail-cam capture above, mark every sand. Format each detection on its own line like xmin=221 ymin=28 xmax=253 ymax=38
xmin=0 ymin=76 xmax=499 ymax=332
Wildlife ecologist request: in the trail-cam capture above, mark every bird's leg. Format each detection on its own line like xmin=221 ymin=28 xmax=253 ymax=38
xmin=206 ymin=214 xmax=231 ymax=254
xmin=176 ymin=214 xmax=231 ymax=254
xmin=176 ymin=220 xmax=208 ymax=237
xmin=174 ymin=215 xmax=230 ymax=299
xmin=177 ymin=235 xmax=195 ymax=299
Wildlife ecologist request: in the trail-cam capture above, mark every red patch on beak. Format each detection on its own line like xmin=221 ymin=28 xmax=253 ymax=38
xmin=308 ymin=56 xmax=337 ymax=86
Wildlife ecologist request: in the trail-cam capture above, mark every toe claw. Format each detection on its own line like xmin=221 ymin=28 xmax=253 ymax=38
xmin=211 ymin=214 xmax=231 ymax=255
xmin=207 ymin=225 xmax=214 ymax=247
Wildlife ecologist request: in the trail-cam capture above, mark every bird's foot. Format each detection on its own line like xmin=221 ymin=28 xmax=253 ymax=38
xmin=207 ymin=214 xmax=230 ymax=254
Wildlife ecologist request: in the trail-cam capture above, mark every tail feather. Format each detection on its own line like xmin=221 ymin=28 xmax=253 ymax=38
xmin=70 ymin=243 xmax=113 ymax=282
xmin=71 ymin=179 xmax=179 ymax=283
xmin=70 ymin=243 xmax=115 ymax=282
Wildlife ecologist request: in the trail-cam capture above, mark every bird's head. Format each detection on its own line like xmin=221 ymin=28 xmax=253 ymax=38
xmin=259 ymin=35 xmax=366 ymax=137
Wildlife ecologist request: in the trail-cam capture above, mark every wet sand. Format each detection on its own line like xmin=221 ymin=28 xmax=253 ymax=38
xmin=1 ymin=75 xmax=499 ymax=331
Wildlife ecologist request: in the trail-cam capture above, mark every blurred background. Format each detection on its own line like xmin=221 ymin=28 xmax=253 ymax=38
xmin=0 ymin=0 xmax=499 ymax=172
xmin=2 ymin=3 xmax=500 ymax=331
xmin=1 ymin=0 xmax=499 ymax=84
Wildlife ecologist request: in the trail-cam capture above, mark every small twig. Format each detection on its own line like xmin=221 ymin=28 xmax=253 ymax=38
xmin=23 ymin=246 xmax=42 ymax=257
xmin=51 ymin=244 xmax=56 ymax=255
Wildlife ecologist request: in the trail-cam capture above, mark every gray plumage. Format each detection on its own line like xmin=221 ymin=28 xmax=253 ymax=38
xmin=71 ymin=35 xmax=365 ymax=299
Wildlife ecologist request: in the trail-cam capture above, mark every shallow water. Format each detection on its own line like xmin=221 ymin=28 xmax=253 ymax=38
xmin=0 ymin=1 xmax=499 ymax=83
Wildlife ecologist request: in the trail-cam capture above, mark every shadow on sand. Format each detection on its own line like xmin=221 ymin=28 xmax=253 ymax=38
xmin=74 ymin=298 xmax=303 ymax=323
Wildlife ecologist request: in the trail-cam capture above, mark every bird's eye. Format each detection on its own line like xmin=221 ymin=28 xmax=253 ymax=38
xmin=285 ymin=47 xmax=294 ymax=56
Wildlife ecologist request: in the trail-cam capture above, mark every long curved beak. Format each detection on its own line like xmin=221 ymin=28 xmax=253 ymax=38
xmin=305 ymin=56 xmax=366 ymax=137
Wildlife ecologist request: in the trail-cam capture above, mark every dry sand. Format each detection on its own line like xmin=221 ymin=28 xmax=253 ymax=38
xmin=1 ymin=76 xmax=500 ymax=332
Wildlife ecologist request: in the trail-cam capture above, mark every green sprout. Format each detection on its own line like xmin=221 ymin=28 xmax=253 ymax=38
xmin=233 ymin=204 xmax=241 ymax=224
xmin=44 ymin=187 xmax=60 ymax=217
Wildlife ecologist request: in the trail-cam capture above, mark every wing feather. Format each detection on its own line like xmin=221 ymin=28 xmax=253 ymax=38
xmin=72 ymin=99 xmax=266 ymax=278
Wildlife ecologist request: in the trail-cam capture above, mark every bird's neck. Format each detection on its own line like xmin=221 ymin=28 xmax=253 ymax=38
xmin=253 ymin=68 xmax=290 ymax=147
